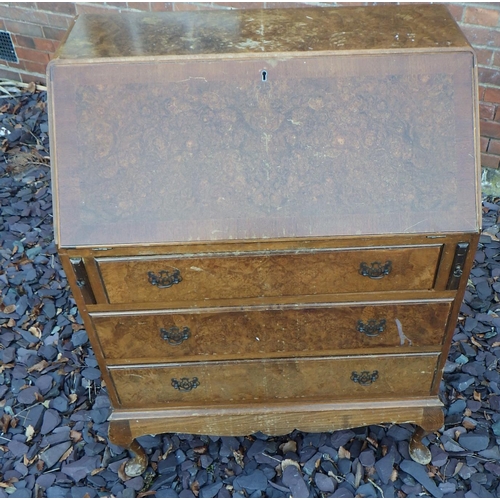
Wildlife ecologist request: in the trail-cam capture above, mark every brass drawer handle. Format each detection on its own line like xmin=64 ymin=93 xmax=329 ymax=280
xmin=359 ymin=261 xmax=392 ymax=279
xmin=351 ymin=370 xmax=379 ymax=386
xmin=160 ymin=326 xmax=191 ymax=346
xmin=148 ymin=268 xmax=182 ymax=289
xmin=171 ymin=377 xmax=199 ymax=392
xmin=357 ymin=319 xmax=386 ymax=337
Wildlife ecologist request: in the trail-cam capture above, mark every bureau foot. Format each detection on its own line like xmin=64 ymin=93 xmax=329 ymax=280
xmin=409 ymin=407 xmax=444 ymax=465
xmin=108 ymin=420 xmax=148 ymax=477
xmin=124 ymin=439 xmax=148 ymax=477
xmin=409 ymin=426 xmax=432 ymax=465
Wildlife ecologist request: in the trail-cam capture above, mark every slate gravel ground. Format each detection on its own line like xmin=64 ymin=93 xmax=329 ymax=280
xmin=0 ymin=85 xmax=500 ymax=498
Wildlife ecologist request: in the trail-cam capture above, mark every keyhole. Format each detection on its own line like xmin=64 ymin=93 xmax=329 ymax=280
xmin=261 ymin=70 xmax=267 ymax=82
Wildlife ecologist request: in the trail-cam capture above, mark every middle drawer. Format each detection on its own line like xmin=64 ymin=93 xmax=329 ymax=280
xmin=91 ymin=300 xmax=452 ymax=363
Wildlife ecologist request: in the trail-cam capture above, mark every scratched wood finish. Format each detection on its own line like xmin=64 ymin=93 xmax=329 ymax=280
xmin=109 ymin=353 xmax=439 ymax=409
xmin=97 ymin=246 xmax=441 ymax=304
xmin=110 ymin=402 xmax=444 ymax=440
xmin=91 ymin=301 xmax=451 ymax=362
xmin=49 ymin=4 xmax=479 ymax=249
xmin=57 ymin=5 xmax=469 ymax=59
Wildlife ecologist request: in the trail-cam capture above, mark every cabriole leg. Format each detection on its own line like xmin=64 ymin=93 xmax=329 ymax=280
xmin=108 ymin=420 xmax=148 ymax=477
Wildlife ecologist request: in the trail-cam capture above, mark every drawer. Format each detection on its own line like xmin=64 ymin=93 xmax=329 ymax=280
xmin=96 ymin=245 xmax=441 ymax=304
xmin=109 ymin=353 xmax=439 ymax=409
xmin=92 ymin=301 xmax=451 ymax=362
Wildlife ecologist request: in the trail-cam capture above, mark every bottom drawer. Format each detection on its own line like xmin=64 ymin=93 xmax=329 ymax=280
xmin=109 ymin=353 xmax=438 ymax=409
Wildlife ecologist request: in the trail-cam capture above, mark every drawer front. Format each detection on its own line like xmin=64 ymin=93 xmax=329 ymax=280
xmin=92 ymin=301 xmax=451 ymax=362
xmin=97 ymin=245 xmax=441 ymax=304
xmin=109 ymin=354 xmax=439 ymax=408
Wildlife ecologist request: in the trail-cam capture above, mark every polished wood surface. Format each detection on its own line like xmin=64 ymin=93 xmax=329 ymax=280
xmin=91 ymin=300 xmax=451 ymax=362
xmin=97 ymin=245 xmax=442 ymax=304
xmin=109 ymin=353 xmax=439 ymax=409
xmin=57 ymin=5 xmax=469 ymax=59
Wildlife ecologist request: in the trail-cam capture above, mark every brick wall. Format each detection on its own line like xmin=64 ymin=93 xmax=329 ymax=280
xmin=1 ymin=2 xmax=500 ymax=169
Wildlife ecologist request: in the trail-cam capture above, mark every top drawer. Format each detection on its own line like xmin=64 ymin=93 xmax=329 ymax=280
xmin=96 ymin=245 xmax=441 ymax=305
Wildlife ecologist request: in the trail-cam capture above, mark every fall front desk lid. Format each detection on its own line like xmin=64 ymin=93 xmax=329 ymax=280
xmin=49 ymin=8 xmax=479 ymax=247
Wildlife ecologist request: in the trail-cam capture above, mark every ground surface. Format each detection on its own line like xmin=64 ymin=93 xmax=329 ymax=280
xmin=0 ymin=86 xmax=499 ymax=498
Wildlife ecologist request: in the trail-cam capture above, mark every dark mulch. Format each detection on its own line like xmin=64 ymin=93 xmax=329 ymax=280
xmin=0 ymin=84 xmax=499 ymax=498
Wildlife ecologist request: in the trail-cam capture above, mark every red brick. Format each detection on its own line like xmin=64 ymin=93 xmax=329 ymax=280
xmin=106 ymin=2 xmax=128 ymax=7
xmin=6 ymin=59 xmax=25 ymax=70
xmin=22 ymin=59 xmax=47 ymax=74
xmin=0 ymin=19 xmax=5 ymax=30
xmin=492 ymin=51 xmax=500 ymax=68
xmin=14 ymin=34 xmax=36 ymax=50
xmin=488 ymin=138 xmax=500 ymax=155
xmin=480 ymin=102 xmax=496 ymax=120
xmin=5 ymin=20 xmax=43 ymax=38
xmin=36 ymin=2 xmax=76 ymax=15
xmin=446 ymin=4 xmax=464 ymax=22
xmin=33 ymin=37 xmax=56 ymax=52
xmin=482 ymin=136 xmax=490 ymax=153
xmin=460 ymin=25 xmax=500 ymax=48
xmin=484 ymin=87 xmax=500 ymax=103
xmin=479 ymin=67 xmax=500 ymax=87
xmin=477 ymin=48 xmax=494 ymax=67
xmin=479 ymin=85 xmax=487 ymax=101
xmin=465 ymin=6 xmax=500 ymax=27
xmin=46 ymin=12 xmax=75 ymax=28
xmin=482 ymin=152 xmax=500 ymax=169
xmin=127 ymin=2 xmax=151 ymax=11
xmin=16 ymin=46 xmax=50 ymax=64
xmin=481 ymin=119 xmax=500 ymax=139
xmin=150 ymin=3 xmax=174 ymax=11
xmin=42 ymin=26 xmax=67 ymax=41
xmin=0 ymin=5 xmax=49 ymax=24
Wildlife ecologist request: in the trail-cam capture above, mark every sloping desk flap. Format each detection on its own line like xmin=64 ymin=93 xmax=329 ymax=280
xmin=49 ymin=51 xmax=479 ymax=247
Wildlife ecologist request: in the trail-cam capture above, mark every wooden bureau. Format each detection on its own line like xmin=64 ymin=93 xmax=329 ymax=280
xmin=48 ymin=5 xmax=481 ymax=476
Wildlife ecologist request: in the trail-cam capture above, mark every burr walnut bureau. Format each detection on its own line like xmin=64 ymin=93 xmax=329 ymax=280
xmin=48 ymin=5 xmax=481 ymax=476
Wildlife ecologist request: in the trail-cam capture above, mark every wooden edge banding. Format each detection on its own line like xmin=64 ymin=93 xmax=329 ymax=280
xmin=86 ymin=291 xmax=457 ymax=314
xmin=62 ymin=232 xmax=470 ymax=259
xmin=104 ymin=346 xmax=442 ymax=367
xmin=82 ymin=257 xmax=109 ymax=304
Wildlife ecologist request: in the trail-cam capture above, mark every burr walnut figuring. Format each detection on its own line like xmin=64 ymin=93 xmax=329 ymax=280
xmin=48 ymin=4 xmax=480 ymax=476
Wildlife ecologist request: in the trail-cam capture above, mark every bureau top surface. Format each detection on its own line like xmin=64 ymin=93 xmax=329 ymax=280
xmin=49 ymin=5 xmax=480 ymax=247
xmin=56 ymin=4 xmax=469 ymax=59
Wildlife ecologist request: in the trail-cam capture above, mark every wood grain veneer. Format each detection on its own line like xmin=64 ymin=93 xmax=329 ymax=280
xmin=49 ymin=4 xmax=480 ymax=475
